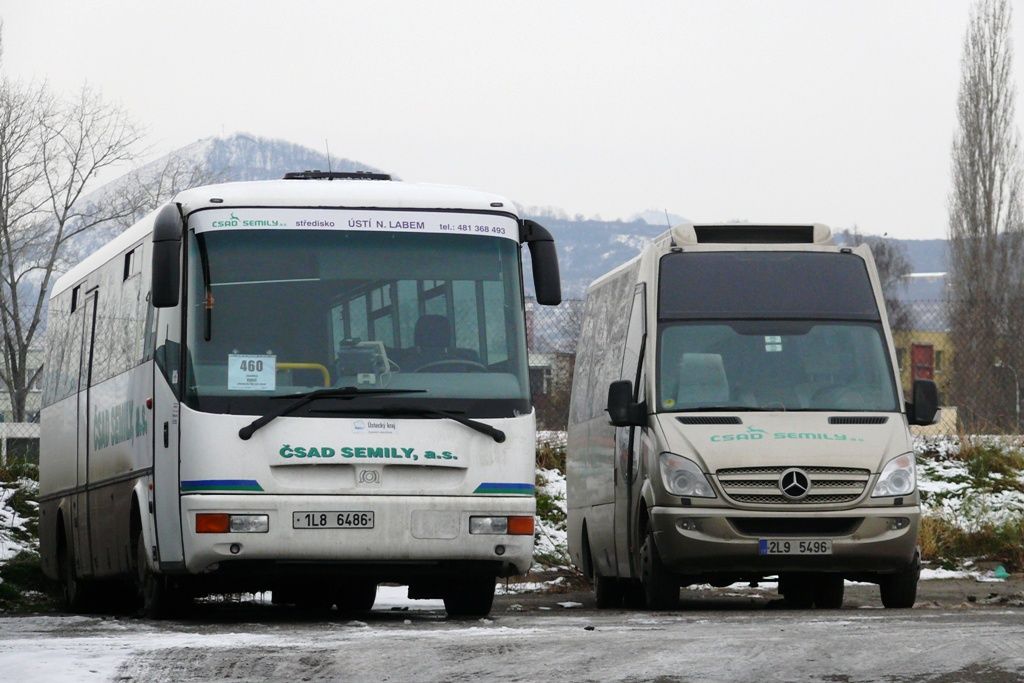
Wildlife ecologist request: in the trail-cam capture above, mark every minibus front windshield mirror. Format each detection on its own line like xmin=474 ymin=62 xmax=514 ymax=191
xmin=312 ymin=406 xmax=506 ymax=443
xmin=237 ymin=386 xmax=426 ymax=440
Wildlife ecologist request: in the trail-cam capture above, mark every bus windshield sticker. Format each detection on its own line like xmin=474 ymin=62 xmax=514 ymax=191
xmin=191 ymin=208 xmax=519 ymax=241
xmin=228 ymin=354 xmax=277 ymax=391
xmin=764 ymin=335 xmax=783 ymax=352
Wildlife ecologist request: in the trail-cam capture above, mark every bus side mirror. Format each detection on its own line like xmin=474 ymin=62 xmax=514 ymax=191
xmin=608 ymin=379 xmax=646 ymax=427
xmin=521 ymin=219 xmax=562 ymax=306
xmin=907 ymin=379 xmax=939 ymax=426
xmin=152 ymin=204 xmax=183 ymax=308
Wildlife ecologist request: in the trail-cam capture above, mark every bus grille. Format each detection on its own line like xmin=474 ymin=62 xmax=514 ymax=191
xmin=716 ymin=466 xmax=871 ymax=507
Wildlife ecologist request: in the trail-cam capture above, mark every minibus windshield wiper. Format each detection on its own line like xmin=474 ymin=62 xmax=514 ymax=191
xmin=312 ymin=406 xmax=506 ymax=443
xmin=238 ymin=387 xmax=426 ymax=440
xmin=680 ymin=406 xmax=773 ymax=412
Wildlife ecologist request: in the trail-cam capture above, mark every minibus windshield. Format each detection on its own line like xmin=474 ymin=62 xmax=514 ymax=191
xmin=657 ymin=320 xmax=899 ymax=412
xmin=184 ymin=227 xmax=529 ymax=418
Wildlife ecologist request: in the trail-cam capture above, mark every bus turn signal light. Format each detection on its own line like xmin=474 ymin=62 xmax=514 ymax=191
xmin=196 ymin=513 xmax=230 ymax=533
xmin=507 ymin=516 xmax=534 ymax=535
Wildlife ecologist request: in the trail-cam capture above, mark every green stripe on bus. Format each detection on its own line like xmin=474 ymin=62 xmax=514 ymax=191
xmin=473 ymin=482 xmax=535 ymax=495
xmin=180 ymin=479 xmax=264 ymax=492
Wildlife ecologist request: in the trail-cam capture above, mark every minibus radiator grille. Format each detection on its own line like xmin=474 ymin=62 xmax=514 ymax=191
xmin=715 ymin=466 xmax=870 ymax=507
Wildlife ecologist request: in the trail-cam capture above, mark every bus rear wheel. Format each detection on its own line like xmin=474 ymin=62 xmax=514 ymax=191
xmin=443 ymin=576 xmax=495 ymax=618
xmin=58 ymin=538 xmax=89 ymax=613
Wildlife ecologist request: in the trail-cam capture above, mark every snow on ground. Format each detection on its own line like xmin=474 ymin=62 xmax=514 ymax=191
xmin=916 ymin=437 xmax=1024 ymax=530
xmin=535 ymin=467 xmax=568 ymax=565
xmin=0 ymin=483 xmax=31 ymax=561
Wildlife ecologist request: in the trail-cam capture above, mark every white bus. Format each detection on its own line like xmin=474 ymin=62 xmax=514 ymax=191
xmin=38 ymin=171 xmax=561 ymax=617
xmin=567 ymin=223 xmax=937 ymax=610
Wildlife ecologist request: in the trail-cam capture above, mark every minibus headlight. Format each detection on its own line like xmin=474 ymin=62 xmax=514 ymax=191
xmin=659 ymin=453 xmax=716 ymax=498
xmin=871 ymin=454 xmax=916 ymax=497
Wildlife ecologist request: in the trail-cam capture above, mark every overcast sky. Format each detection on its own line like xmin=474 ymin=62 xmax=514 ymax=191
xmin=0 ymin=0 xmax=1003 ymax=239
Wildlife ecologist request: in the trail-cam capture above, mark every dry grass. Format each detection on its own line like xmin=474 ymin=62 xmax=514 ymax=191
xmin=920 ymin=514 xmax=1024 ymax=570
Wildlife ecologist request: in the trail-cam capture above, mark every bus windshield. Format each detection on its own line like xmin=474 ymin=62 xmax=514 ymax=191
xmin=184 ymin=227 xmax=529 ymax=417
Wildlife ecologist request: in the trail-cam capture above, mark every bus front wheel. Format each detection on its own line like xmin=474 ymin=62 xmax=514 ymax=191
xmin=135 ymin=529 xmax=182 ymax=619
xmin=443 ymin=576 xmax=495 ymax=618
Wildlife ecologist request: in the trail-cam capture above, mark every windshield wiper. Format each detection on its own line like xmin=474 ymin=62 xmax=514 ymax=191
xmin=237 ymin=387 xmax=426 ymax=440
xmin=680 ymin=406 xmax=773 ymax=412
xmin=312 ymin=406 xmax=506 ymax=443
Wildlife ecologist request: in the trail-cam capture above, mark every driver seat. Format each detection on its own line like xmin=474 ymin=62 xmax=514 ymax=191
xmin=408 ymin=315 xmax=480 ymax=370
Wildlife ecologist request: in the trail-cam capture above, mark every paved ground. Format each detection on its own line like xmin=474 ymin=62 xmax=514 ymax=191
xmin=2 ymin=579 xmax=1024 ymax=682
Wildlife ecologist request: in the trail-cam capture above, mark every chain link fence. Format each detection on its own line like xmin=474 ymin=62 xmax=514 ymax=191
xmin=527 ymin=298 xmax=1023 ymax=443
xmin=0 ymin=422 xmax=41 ymax=466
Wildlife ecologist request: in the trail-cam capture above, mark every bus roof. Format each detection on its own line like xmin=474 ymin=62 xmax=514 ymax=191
xmin=51 ymin=179 xmax=518 ymax=299
xmin=174 ymin=178 xmax=514 ymax=217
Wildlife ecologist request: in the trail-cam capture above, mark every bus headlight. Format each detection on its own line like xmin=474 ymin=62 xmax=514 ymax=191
xmin=659 ymin=453 xmax=716 ymax=498
xmin=871 ymin=454 xmax=916 ymax=497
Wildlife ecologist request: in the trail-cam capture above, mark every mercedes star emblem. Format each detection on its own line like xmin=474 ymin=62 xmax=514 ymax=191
xmin=779 ymin=468 xmax=811 ymax=500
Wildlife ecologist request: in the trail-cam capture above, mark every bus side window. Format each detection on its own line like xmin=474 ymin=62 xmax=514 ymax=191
xmin=155 ymin=339 xmax=181 ymax=395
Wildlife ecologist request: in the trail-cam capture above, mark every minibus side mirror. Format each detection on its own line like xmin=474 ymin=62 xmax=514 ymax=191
xmin=521 ymin=219 xmax=562 ymax=306
xmin=152 ymin=204 xmax=183 ymax=308
xmin=607 ymin=379 xmax=646 ymax=427
xmin=907 ymin=379 xmax=939 ymax=426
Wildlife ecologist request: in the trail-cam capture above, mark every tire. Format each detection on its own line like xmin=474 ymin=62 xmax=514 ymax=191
xmin=622 ymin=580 xmax=646 ymax=609
xmin=58 ymin=537 xmax=89 ymax=613
xmin=813 ymin=574 xmax=845 ymax=609
xmin=593 ymin=574 xmax=624 ymax=609
xmin=880 ymin=555 xmax=920 ymax=609
xmin=779 ymin=573 xmax=815 ymax=609
xmin=640 ymin=531 xmax=679 ymax=610
xmin=444 ymin=576 xmax=496 ymax=618
xmin=335 ymin=580 xmax=377 ymax=614
xmin=136 ymin=528 xmax=184 ymax=619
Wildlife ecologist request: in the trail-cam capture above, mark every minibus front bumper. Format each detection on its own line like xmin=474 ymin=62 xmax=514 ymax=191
xmin=649 ymin=505 xmax=920 ymax=576
xmin=179 ymin=494 xmax=534 ymax=577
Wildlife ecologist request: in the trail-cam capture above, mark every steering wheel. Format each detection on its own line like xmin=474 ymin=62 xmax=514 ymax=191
xmin=413 ymin=359 xmax=488 ymax=373
xmin=812 ymin=385 xmax=868 ymax=408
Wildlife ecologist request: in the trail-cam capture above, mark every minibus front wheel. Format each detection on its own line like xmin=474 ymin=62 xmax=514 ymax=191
xmin=640 ymin=530 xmax=679 ymax=610
xmin=879 ymin=552 xmax=920 ymax=609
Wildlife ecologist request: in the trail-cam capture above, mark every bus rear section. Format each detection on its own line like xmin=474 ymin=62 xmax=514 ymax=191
xmin=567 ymin=223 xmax=938 ymax=610
xmin=39 ymin=174 xmax=561 ymax=618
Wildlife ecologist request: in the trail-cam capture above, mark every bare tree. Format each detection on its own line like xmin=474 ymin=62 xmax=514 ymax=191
xmin=837 ymin=226 xmax=913 ymax=330
xmin=948 ymin=0 xmax=1024 ymax=431
xmin=0 ymin=76 xmax=141 ymax=420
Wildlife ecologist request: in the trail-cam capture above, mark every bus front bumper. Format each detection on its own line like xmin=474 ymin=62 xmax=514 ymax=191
xmin=179 ymin=494 xmax=535 ymax=577
xmin=649 ymin=505 xmax=920 ymax=578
